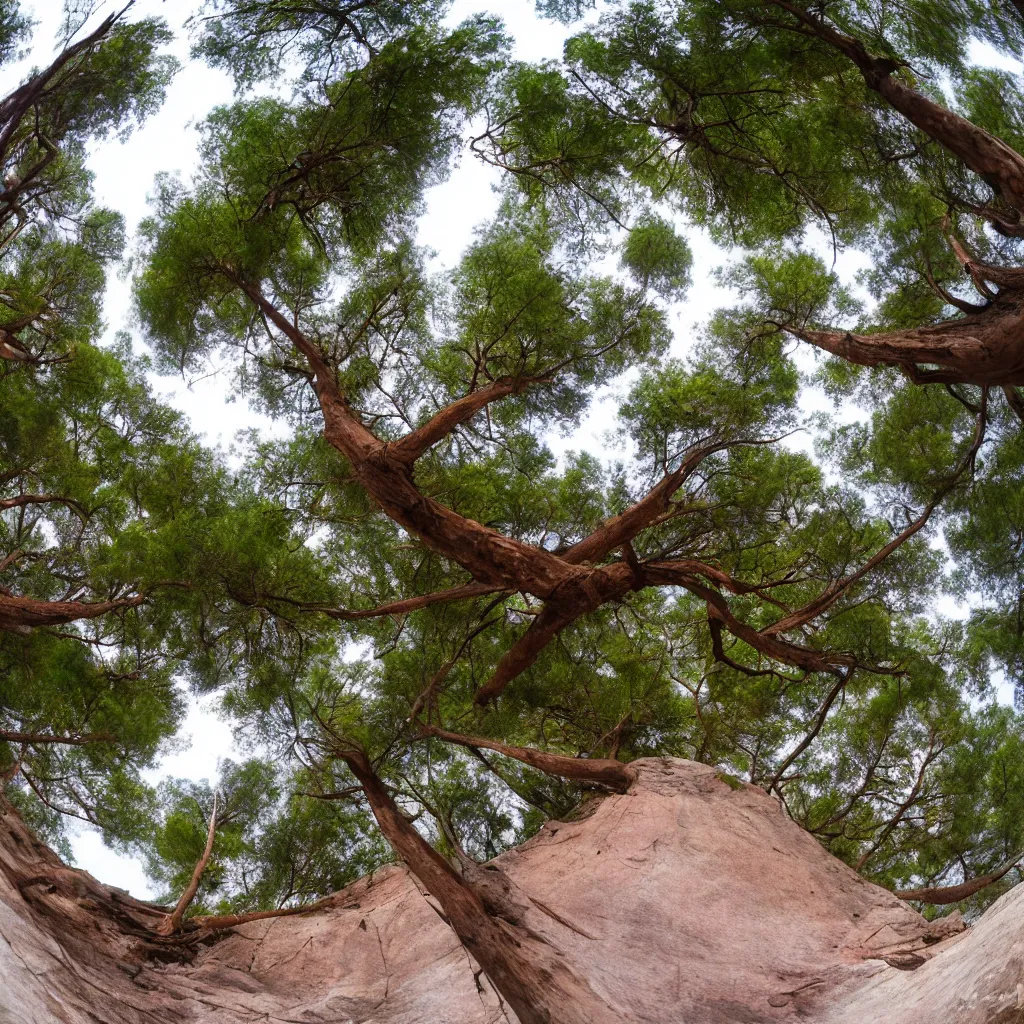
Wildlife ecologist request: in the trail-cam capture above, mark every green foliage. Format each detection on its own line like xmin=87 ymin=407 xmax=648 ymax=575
xmin=620 ymin=215 xmax=692 ymax=298
xmin=6 ymin=0 xmax=1024 ymax=925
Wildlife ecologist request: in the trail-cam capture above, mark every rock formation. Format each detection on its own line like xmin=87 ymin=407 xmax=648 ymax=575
xmin=2 ymin=758 xmax=1020 ymax=1024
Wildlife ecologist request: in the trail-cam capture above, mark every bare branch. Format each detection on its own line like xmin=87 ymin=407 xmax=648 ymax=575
xmin=193 ymin=893 xmax=339 ymax=930
xmin=418 ymin=724 xmax=638 ymax=793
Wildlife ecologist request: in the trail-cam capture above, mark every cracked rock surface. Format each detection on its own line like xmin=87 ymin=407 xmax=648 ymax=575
xmin=2 ymin=758 xmax=1020 ymax=1023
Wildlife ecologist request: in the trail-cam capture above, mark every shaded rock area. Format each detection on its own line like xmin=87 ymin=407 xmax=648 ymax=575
xmin=1 ymin=757 xmax=1020 ymax=1023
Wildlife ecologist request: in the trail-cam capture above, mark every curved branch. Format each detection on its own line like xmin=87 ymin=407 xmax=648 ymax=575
xmin=419 ymin=724 xmax=638 ymax=793
xmin=390 ymin=375 xmax=551 ymax=465
xmin=765 ymin=390 xmax=987 ymax=637
xmin=642 ymin=565 xmax=850 ymax=676
xmin=230 ymin=274 xmax=576 ymax=599
xmin=896 ymin=855 xmax=1022 ymax=905
xmin=193 ymin=893 xmax=339 ymax=931
xmin=790 ymin=317 xmax=1024 ymax=385
xmin=0 ymin=494 xmax=88 ymax=520
xmin=765 ymin=671 xmax=851 ymax=794
xmin=562 ymin=438 xmax=771 ymax=567
xmin=769 ymin=1 xmax=1024 ymax=213
xmin=0 ymin=591 xmax=146 ymax=634
xmin=158 ymin=794 xmax=218 ymax=936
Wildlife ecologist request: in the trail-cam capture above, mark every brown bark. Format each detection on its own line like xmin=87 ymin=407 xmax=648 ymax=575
xmin=419 ymin=723 xmax=639 ymax=792
xmin=227 ymin=274 xmax=951 ymax=700
xmin=896 ymin=854 xmax=1022 ymax=905
xmin=233 ymin=275 xmax=578 ymax=599
xmin=792 ymin=307 xmax=1024 ymax=385
xmin=389 ymin=375 xmax=550 ymax=465
xmin=474 ymin=561 xmax=638 ymax=705
xmin=158 ymin=794 xmax=218 ymax=935
xmin=560 ymin=440 xmax=737 ymax=566
xmin=0 ymin=493 xmax=87 ymax=517
xmin=193 ymin=892 xmax=339 ymax=930
xmin=0 ymin=590 xmax=145 ymax=634
xmin=759 ymin=4 xmax=1024 ymax=386
xmin=338 ymin=747 xmax=630 ymax=1024
xmin=771 ymin=1 xmax=1024 ymax=214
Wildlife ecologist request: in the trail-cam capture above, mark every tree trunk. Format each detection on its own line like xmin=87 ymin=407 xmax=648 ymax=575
xmin=339 ymin=749 xmax=630 ymax=1024
xmin=3 ymin=759 xmax=1024 ymax=1024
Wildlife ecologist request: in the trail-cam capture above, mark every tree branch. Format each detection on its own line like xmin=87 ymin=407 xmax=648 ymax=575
xmin=896 ymin=854 xmax=1022 ymax=905
xmin=390 ymin=376 xmax=551 ymax=465
xmin=769 ymin=1 xmax=1024 ymax=213
xmin=418 ymin=724 xmax=638 ymax=792
xmin=321 ymin=582 xmax=505 ymax=621
xmin=0 ymin=591 xmax=146 ymax=634
xmin=158 ymin=793 xmax=218 ymax=935
xmin=230 ymin=274 xmax=577 ymax=599
xmin=0 ymin=494 xmax=88 ymax=519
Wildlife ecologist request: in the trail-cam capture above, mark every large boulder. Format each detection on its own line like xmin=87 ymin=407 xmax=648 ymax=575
xmin=1 ymin=758 xmax=1019 ymax=1023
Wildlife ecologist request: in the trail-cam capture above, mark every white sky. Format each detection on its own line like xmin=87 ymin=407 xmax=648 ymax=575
xmin=7 ymin=1 xmax=1018 ymax=895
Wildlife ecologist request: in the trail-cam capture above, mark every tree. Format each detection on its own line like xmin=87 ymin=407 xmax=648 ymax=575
xmin=5 ymin=1 xmax=1024 ymax=1021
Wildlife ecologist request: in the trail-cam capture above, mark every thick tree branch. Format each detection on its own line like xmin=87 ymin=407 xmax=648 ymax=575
xmin=337 ymin=746 xmax=621 ymax=1024
xmin=231 ymin=275 xmax=578 ymax=599
xmin=390 ymin=376 xmax=551 ymax=465
xmin=419 ymin=724 xmax=638 ymax=792
xmin=473 ymin=602 xmax=588 ymax=706
xmin=1003 ymin=385 xmax=1024 ymax=425
xmin=193 ymin=893 xmax=339 ymax=930
xmin=769 ymin=1 xmax=1024 ymax=213
xmin=896 ymin=854 xmax=1022 ymax=905
xmin=0 ymin=494 xmax=88 ymax=518
xmin=562 ymin=439 xmax=760 ymax=567
xmin=790 ymin=315 xmax=1024 ymax=385
xmin=0 ymin=591 xmax=146 ymax=635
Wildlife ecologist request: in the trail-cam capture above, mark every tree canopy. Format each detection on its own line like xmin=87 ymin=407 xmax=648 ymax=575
xmin=5 ymin=1 xmax=1024 ymax=1018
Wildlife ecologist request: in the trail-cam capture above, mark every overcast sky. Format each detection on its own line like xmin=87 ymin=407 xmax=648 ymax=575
xmin=9 ymin=0 xmax=1019 ymax=896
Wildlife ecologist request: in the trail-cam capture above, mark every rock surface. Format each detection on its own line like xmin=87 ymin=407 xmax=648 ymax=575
xmin=2 ymin=757 xmax=1020 ymax=1023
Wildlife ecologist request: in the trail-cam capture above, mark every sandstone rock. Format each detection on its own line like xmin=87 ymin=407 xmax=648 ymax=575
xmin=3 ymin=758 xmax=1017 ymax=1024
